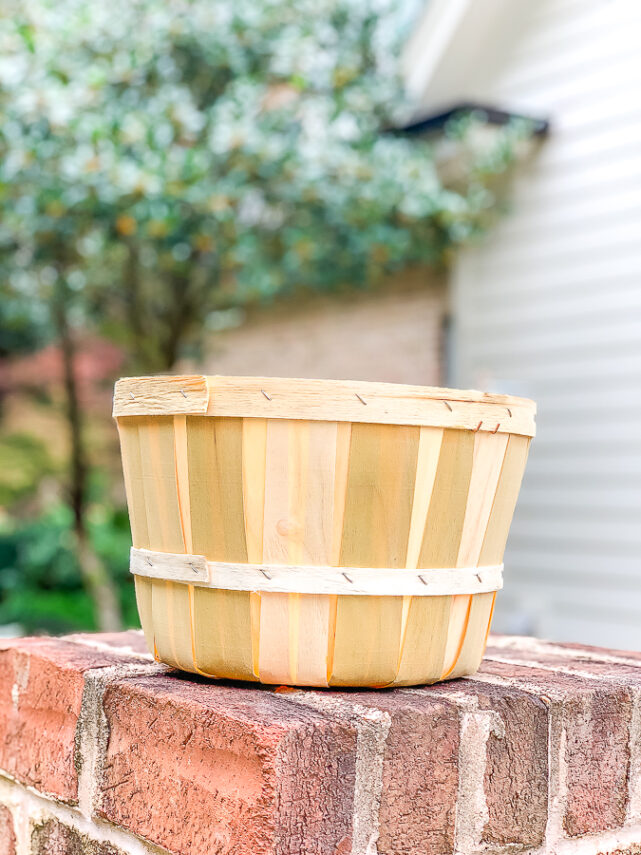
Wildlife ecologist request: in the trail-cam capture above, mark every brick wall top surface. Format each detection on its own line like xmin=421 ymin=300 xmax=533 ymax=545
xmin=1 ymin=631 xmax=641 ymax=855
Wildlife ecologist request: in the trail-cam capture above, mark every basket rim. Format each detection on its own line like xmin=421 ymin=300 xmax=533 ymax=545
xmin=113 ymin=374 xmax=536 ymax=436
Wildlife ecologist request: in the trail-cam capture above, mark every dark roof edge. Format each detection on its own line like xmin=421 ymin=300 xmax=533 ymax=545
xmin=391 ymin=102 xmax=550 ymax=137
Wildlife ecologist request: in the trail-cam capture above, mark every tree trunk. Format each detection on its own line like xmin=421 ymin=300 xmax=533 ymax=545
xmin=123 ymin=243 xmax=160 ymax=371
xmin=53 ymin=277 xmax=122 ymax=632
xmin=160 ymin=272 xmax=192 ymax=371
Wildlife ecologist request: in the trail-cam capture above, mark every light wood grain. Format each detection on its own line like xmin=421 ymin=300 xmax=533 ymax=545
xmin=208 ymin=377 xmax=535 ymax=436
xmin=130 ymin=548 xmax=209 ymax=584
xmin=173 ymin=415 xmax=193 ymax=554
xmin=187 ymin=417 xmax=252 ymax=676
xmin=114 ymin=375 xmax=535 ymax=436
xmin=134 ymin=576 xmax=154 ymax=652
xmin=406 ymin=427 xmax=444 ymax=568
xmin=113 ymin=375 xmax=208 ymax=417
xmin=130 ymin=550 xmax=504 ymax=595
xmin=241 ymin=418 xmax=267 ymax=679
xmin=258 ymin=419 xmax=296 ymax=683
xmin=116 ymin=420 xmax=150 ymax=549
xmin=187 ymin=417 xmax=247 ymax=562
xmin=448 ymin=435 xmax=531 ymax=679
xmin=397 ymin=426 xmax=448 ymax=683
xmin=441 ymin=431 xmax=509 ymax=677
xmin=395 ymin=595 xmax=452 ymax=685
xmin=116 ymin=378 xmax=533 ymax=686
xmin=137 ymin=417 xmax=186 ymax=669
xmin=332 ymin=423 xmax=418 ymax=684
xmin=447 ymin=592 xmax=496 ymax=680
xmin=331 ymin=595 xmax=405 ymax=686
xmin=152 ymin=580 xmax=196 ymax=673
xmin=138 ymin=417 xmax=184 ymax=554
xmin=192 ymin=588 xmax=257 ymax=681
xmin=418 ymin=429 xmax=474 ymax=569
xmin=295 ymin=421 xmax=340 ymax=685
xmin=479 ymin=435 xmax=532 ymax=564
xmin=242 ymin=418 xmax=267 ymax=563
xmin=119 ymin=421 xmax=152 ymax=654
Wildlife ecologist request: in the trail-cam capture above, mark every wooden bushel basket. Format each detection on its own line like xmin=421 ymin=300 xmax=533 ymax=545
xmin=114 ymin=375 xmax=535 ymax=687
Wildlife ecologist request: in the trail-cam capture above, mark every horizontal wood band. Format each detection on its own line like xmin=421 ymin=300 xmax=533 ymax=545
xmin=114 ymin=376 xmax=535 ymax=436
xmin=113 ymin=375 xmax=209 ymax=417
xmin=130 ymin=548 xmax=504 ymax=596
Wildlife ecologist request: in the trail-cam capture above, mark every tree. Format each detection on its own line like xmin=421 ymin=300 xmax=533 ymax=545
xmin=0 ymin=0 xmax=532 ymax=628
xmin=2 ymin=0 xmax=531 ymax=368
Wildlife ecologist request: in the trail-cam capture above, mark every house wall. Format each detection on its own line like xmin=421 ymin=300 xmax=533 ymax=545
xmin=204 ymin=269 xmax=446 ymax=386
xmin=423 ymin=0 xmax=641 ymax=647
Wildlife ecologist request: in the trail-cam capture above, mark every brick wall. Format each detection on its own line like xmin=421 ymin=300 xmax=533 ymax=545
xmin=204 ymin=271 xmax=446 ymax=386
xmin=1 ymin=632 xmax=641 ymax=854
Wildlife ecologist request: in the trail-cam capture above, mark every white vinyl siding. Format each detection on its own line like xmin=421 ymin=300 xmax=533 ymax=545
xmin=440 ymin=0 xmax=641 ymax=647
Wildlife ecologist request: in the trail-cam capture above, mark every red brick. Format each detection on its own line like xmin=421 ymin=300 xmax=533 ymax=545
xmin=31 ymin=818 xmax=124 ymax=854
xmin=0 ymin=637 xmax=146 ymax=802
xmin=555 ymin=640 xmax=641 ymax=664
xmin=478 ymin=659 xmax=632 ymax=837
xmin=486 ymin=638 xmax=641 ymax=686
xmin=436 ymin=678 xmax=549 ymax=849
xmin=352 ymin=692 xmax=459 ymax=855
xmin=0 ymin=805 xmax=16 ymax=855
xmin=98 ymin=675 xmax=357 ymax=855
xmin=595 ymin=848 xmax=641 ymax=855
xmin=62 ymin=630 xmax=150 ymax=658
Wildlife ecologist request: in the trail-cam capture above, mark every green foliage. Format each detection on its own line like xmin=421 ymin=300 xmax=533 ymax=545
xmin=0 ymin=0 xmax=532 ymax=370
xmin=0 ymin=433 xmax=57 ymax=506
xmin=0 ymin=494 xmax=138 ymax=633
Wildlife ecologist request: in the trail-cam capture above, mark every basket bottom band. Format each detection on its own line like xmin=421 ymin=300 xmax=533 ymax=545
xmin=129 ymin=547 xmax=503 ymax=597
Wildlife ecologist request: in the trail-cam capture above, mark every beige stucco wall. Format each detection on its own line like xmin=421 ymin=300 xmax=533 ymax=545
xmin=204 ymin=270 xmax=446 ymax=386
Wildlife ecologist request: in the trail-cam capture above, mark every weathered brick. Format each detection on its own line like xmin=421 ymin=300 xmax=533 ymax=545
xmin=2 ymin=631 xmax=639 ymax=855
xmin=596 ymin=847 xmax=641 ymax=855
xmin=63 ymin=630 xmax=150 ymax=658
xmin=31 ymin=818 xmax=124 ymax=855
xmin=555 ymin=640 xmax=641 ymax=664
xmin=437 ymin=677 xmax=549 ymax=849
xmin=98 ymin=675 xmax=357 ymax=855
xmin=0 ymin=805 xmax=16 ymax=855
xmin=479 ymin=658 xmax=632 ymax=837
xmin=486 ymin=637 xmax=641 ymax=686
xmin=352 ymin=692 xmax=459 ymax=855
xmin=0 ymin=637 xmax=147 ymax=802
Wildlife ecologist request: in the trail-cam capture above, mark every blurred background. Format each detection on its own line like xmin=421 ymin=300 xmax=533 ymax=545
xmin=0 ymin=0 xmax=639 ymax=649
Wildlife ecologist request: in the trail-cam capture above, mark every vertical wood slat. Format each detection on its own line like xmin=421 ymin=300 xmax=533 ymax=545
xmin=117 ymin=419 xmax=154 ymax=649
xmin=258 ymin=419 xmax=296 ymax=684
xmin=441 ymin=431 xmax=509 ymax=678
xmin=449 ymin=434 xmax=531 ymax=679
xmin=138 ymin=417 xmax=184 ymax=554
xmin=295 ymin=421 xmax=340 ymax=686
xmin=399 ymin=430 xmax=474 ymax=684
xmin=135 ymin=417 xmax=190 ymax=670
xmin=258 ymin=420 xmax=341 ymax=685
xmin=173 ymin=415 xmax=199 ymax=673
xmin=242 ymin=418 xmax=267 ymax=677
xmin=173 ymin=415 xmax=193 ymax=555
xmin=116 ymin=420 xmax=150 ymax=550
xmin=326 ymin=422 xmax=351 ymax=682
xmin=133 ymin=576 xmax=154 ymax=652
xmin=396 ymin=426 xmax=448 ymax=685
xmin=188 ymin=417 xmax=254 ymax=680
xmin=331 ymin=424 xmax=418 ymax=686
xmin=153 ymin=580 xmax=196 ymax=673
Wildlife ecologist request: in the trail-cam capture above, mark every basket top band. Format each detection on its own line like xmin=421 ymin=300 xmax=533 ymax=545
xmin=113 ymin=375 xmax=536 ymax=437
xmin=130 ymin=548 xmax=504 ymax=597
